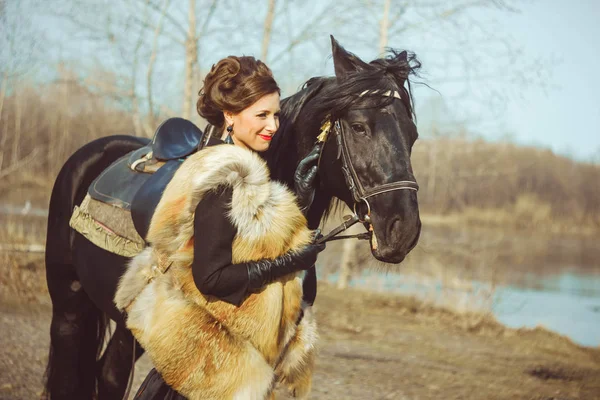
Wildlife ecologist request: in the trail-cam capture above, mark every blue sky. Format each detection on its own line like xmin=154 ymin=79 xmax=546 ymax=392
xmin=494 ymin=1 xmax=600 ymax=160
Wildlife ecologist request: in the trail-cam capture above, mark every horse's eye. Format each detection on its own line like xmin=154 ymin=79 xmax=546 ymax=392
xmin=351 ymin=123 xmax=367 ymax=135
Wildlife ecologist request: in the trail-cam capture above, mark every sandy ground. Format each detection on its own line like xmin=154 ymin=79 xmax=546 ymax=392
xmin=0 ymin=282 xmax=599 ymax=400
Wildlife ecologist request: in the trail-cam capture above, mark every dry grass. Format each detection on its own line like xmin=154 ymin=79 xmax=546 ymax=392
xmin=0 ymin=216 xmax=48 ymax=303
xmin=0 ymin=78 xmax=140 ymax=204
xmin=421 ymin=193 xmax=600 ymax=236
xmin=413 ymin=137 xmax=600 ymax=232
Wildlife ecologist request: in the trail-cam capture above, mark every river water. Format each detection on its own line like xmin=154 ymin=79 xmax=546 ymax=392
xmin=494 ymin=271 xmax=600 ymax=347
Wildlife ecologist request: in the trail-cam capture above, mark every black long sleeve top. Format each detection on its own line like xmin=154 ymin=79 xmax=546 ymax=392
xmin=191 ymin=185 xmax=251 ymax=306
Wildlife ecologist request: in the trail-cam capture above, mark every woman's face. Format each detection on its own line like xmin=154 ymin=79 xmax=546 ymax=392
xmin=224 ymin=92 xmax=280 ymax=152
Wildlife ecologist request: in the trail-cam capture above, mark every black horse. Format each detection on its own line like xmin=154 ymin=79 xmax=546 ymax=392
xmin=43 ymin=36 xmax=421 ymax=399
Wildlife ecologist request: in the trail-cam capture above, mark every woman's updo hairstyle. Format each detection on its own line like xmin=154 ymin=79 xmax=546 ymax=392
xmin=197 ymin=56 xmax=280 ymax=128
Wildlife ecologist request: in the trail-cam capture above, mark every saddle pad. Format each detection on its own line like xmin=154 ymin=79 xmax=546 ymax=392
xmin=69 ymin=195 xmax=145 ymax=257
xmin=88 ymin=155 xmax=154 ymax=210
xmin=84 ymin=157 xmax=183 ymax=244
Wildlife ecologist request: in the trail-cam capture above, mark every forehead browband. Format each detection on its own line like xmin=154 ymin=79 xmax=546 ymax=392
xmin=359 ymin=89 xmax=401 ymax=99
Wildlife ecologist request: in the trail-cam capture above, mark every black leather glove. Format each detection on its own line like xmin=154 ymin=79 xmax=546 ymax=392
xmin=294 ymin=143 xmax=323 ymax=214
xmin=247 ymin=231 xmax=326 ymax=290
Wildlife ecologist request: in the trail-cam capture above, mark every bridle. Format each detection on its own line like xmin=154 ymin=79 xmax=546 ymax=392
xmin=315 ymin=89 xmax=419 ymax=244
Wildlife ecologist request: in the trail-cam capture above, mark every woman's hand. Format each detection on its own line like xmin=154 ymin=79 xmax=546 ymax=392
xmin=294 ymin=143 xmax=323 ymax=213
xmin=246 ymin=231 xmax=326 ymax=290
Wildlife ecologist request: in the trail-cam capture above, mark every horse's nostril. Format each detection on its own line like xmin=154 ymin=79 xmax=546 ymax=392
xmin=388 ymin=218 xmax=402 ymax=237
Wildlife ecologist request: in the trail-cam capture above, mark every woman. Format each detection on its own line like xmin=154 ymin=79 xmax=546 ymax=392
xmin=130 ymin=56 xmax=324 ymax=399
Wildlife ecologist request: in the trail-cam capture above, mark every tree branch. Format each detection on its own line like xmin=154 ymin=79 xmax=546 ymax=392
xmin=261 ymin=0 xmax=277 ymax=61
xmin=128 ymin=14 xmax=185 ymax=44
xmin=196 ymin=0 xmax=218 ymax=41
xmin=147 ymin=0 xmax=171 ymax=130
xmin=390 ymin=0 xmax=489 ymax=37
xmin=268 ymin=0 xmax=339 ymax=66
xmin=145 ymin=0 xmax=188 ymax=36
xmin=0 ymin=147 xmax=42 ymax=181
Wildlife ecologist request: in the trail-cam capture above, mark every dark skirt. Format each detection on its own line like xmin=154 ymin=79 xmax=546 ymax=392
xmin=134 ymin=368 xmax=187 ymax=400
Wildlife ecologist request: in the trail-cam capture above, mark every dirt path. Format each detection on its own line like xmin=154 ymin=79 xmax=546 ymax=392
xmin=1 ymin=285 xmax=599 ymax=400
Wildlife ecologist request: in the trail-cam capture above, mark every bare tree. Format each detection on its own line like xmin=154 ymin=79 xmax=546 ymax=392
xmin=337 ymin=235 xmax=357 ymax=289
xmin=0 ymin=0 xmax=44 ymax=174
xmin=378 ymin=0 xmax=391 ymax=54
xmin=261 ymin=0 xmax=277 ymax=61
xmin=182 ymin=0 xmax=198 ymax=120
xmin=146 ymin=0 xmax=171 ymax=129
xmin=47 ymin=0 xmax=224 ymax=126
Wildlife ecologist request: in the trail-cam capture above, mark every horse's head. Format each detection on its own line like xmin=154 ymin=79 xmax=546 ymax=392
xmin=314 ymin=37 xmax=422 ymax=264
xmin=267 ymin=37 xmax=421 ymax=264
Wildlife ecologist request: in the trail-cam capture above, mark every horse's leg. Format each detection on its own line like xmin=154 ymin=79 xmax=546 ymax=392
xmin=44 ymin=262 xmax=109 ymax=399
xmin=71 ymin=233 xmax=145 ymax=399
xmin=97 ymin=323 xmax=145 ymax=399
xmin=44 ymin=168 xmax=109 ymax=399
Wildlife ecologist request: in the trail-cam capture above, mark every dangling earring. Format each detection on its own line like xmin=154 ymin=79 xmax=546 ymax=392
xmin=225 ymin=125 xmax=234 ymax=144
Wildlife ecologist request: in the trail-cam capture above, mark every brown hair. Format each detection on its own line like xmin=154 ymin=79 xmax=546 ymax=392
xmin=197 ymin=56 xmax=280 ymax=128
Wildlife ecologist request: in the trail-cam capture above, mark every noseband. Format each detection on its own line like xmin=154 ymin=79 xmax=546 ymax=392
xmin=315 ymin=89 xmax=419 ymax=244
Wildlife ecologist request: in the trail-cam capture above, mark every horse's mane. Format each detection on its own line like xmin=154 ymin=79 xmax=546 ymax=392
xmin=304 ymin=50 xmax=421 ymax=123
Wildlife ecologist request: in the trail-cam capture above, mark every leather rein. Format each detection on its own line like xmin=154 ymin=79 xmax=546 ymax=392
xmin=315 ymin=89 xmax=419 ymax=245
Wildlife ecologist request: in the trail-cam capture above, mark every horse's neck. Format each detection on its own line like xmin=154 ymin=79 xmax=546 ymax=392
xmin=306 ymin=191 xmax=332 ymax=230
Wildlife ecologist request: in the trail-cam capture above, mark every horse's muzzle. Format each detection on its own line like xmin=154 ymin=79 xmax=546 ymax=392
xmin=368 ymin=192 xmax=421 ymax=264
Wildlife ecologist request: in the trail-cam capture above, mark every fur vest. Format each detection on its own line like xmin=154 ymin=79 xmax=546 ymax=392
xmin=114 ymin=145 xmax=317 ymax=400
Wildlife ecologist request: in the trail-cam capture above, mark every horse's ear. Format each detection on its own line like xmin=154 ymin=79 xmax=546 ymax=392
xmin=331 ymin=35 xmax=369 ymax=79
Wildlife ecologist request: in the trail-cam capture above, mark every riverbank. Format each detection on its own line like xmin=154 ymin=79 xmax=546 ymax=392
xmin=1 ymin=282 xmax=599 ymax=400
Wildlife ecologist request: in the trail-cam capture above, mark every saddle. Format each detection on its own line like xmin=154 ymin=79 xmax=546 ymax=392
xmin=70 ymin=118 xmax=221 ymax=257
